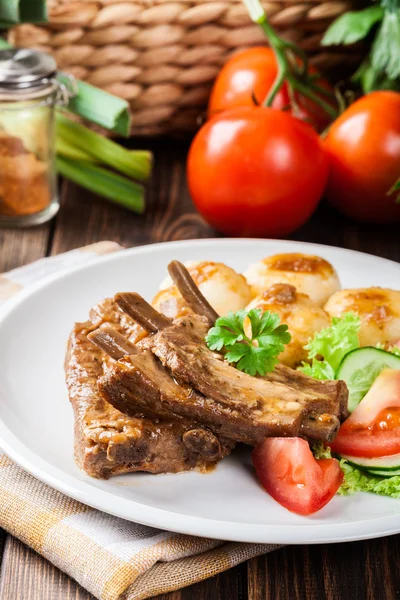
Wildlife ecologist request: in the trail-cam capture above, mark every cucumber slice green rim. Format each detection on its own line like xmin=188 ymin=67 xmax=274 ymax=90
xmin=343 ymin=459 xmax=400 ymax=479
xmin=342 ymin=456 xmax=400 ymax=471
xmin=336 ymin=347 xmax=400 ymax=412
xmin=366 ymin=469 xmax=400 ymax=478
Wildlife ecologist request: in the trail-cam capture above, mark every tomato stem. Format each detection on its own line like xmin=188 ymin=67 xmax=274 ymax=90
xmin=290 ymin=78 xmax=337 ymax=117
xmin=243 ymin=0 xmax=338 ymax=121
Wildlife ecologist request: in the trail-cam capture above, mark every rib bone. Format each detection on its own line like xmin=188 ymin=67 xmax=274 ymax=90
xmin=167 ymin=260 xmax=219 ymax=324
xmin=88 ymin=326 xmax=139 ymax=360
xmin=115 ymin=292 xmax=171 ymax=332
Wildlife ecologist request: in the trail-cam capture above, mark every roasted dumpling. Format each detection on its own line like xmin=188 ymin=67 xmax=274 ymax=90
xmin=244 ymin=253 xmax=340 ymax=306
xmin=325 ymin=287 xmax=400 ymax=347
xmin=156 ymin=260 xmax=253 ymax=318
xmin=246 ymin=283 xmax=330 ymax=368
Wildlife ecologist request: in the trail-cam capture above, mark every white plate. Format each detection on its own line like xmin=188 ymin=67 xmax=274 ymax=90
xmin=0 ymin=238 xmax=400 ymax=545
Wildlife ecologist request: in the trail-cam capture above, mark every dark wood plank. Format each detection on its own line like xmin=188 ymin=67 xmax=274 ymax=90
xmin=0 ymin=224 xmax=50 ymax=272
xmin=153 ymin=563 xmax=247 ymax=600
xmin=248 ymin=537 xmax=400 ymax=600
xmin=0 ymin=537 xmax=92 ymax=600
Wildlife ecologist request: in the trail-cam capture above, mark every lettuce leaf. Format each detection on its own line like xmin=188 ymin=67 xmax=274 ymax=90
xmin=298 ymin=313 xmax=361 ymax=380
xmin=312 ymin=444 xmax=400 ymax=499
xmin=338 ymin=461 xmax=400 ymax=498
xmin=312 ymin=442 xmax=333 ymax=459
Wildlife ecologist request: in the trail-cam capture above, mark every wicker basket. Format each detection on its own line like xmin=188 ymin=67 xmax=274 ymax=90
xmin=9 ymin=0 xmax=363 ymax=136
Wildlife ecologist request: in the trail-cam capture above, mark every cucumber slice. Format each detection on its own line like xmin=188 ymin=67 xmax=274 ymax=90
xmin=365 ymin=469 xmax=400 ymax=478
xmin=336 ymin=347 xmax=400 ymax=412
xmin=341 ymin=452 xmax=400 ymax=470
xmin=341 ymin=453 xmax=400 ymax=478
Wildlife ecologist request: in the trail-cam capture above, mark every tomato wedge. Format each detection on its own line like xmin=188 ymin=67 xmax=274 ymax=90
xmin=252 ymin=438 xmax=343 ymax=515
xmin=331 ymin=369 xmax=400 ymax=458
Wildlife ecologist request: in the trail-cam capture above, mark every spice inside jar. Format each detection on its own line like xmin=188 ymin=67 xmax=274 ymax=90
xmin=0 ymin=49 xmax=63 ymax=227
xmin=0 ymin=121 xmax=52 ymax=217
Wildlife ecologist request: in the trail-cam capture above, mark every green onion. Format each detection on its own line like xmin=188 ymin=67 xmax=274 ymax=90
xmin=129 ymin=150 xmax=153 ymax=177
xmin=56 ymin=137 xmax=96 ymax=163
xmin=0 ymin=1 xmax=20 ymax=25
xmin=57 ymin=135 xmax=152 ymax=170
xmin=56 ymin=156 xmax=145 ymax=214
xmin=0 ymin=37 xmax=11 ymax=50
xmin=19 ymin=0 xmax=47 ymax=23
xmin=56 ymin=112 xmax=151 ymax=182
xmin=0 ymin=0 xmax=47 ymax=26
xmin=57 ymin=74 xmax=131 ymax=137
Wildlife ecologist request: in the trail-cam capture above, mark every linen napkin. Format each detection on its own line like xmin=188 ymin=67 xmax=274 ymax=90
xmin=0 ymin=242 xmax=279 ymax=600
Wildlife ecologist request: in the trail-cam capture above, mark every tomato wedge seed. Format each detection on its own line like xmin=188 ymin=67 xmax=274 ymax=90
xmin=252 ymin=438 xmax=343 ymax=516
xmin=331 ymin=370 xmax=400 ymax=458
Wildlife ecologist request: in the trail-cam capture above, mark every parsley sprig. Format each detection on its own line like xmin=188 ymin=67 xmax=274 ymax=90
xmin=206 ymin=309 xmax=291 ymax=376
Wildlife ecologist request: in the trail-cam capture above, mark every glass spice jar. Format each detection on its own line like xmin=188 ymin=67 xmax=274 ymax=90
xmin=0 ymin=49 xmax=71 ymax=227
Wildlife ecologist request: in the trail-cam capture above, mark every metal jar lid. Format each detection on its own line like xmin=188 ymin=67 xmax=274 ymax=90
xmin=0 ymin=48 xmax=57 ymax=90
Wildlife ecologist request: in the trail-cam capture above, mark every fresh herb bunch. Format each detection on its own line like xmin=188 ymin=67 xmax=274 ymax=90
xmin=206 ymin=309 xmax=291 ymax=376
xmin=322 ymin=0 xmax=400 ymax=93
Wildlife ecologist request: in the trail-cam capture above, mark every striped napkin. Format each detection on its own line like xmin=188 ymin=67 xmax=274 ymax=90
xmin=0 ymin=242 xmax=278 ymax=600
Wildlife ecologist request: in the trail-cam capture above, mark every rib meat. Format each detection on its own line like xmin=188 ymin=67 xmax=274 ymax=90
xmin=66 ymin=298 xmax=233 ymax=479
xmin=94 ymin=262 xmax=348 ymax=444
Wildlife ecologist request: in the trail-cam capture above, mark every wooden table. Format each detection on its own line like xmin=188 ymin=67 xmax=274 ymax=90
xmin=0 ymin=138 xmax=399 ymax=600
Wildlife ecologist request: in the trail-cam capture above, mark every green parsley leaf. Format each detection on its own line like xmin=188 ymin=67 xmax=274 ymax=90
xmin=298 ymin=313 xmax=361 ymax=381
xmin=205 ymin=308 xmax=291 ymax=377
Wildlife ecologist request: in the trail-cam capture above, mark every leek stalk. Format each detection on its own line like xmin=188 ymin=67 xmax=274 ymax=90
xmin=0 ymin=1 xmax=19 ymax=25
xmin=56 ymin=112 xmax=152 ymax=182
xmin=57 ymin=74 xmax=131 ymax=137
xmin=19 ymin=0 xmax=47 ymax=23
xmin=0 ymin=37 xmax=10 ymax=50
xmin=57 ymin=157 xmax=145 ymax=214
xmin=57 ymin=136 xmax=152 ymax=168
xmin=56 ymin=137 xmax=96 ymax=163
xmin=0 ymin=0 xmax=47 ymax=26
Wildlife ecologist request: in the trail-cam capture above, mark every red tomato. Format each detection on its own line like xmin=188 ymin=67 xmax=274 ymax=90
xmin=208 ymin=47 xmax=334 ymax=132
xmin=323 ymin=91 xmax=400 ymax=224
xmin=187 ymin=106 xmax=329 ymax=238
xmin=252 ymin=438 xmax=343 ymax=515
xmin=331 ymin=369 xmax=400 ymax=458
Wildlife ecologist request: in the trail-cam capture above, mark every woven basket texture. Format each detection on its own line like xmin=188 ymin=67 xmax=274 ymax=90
xmin=9 ymin=0 xmax=364 ymax=136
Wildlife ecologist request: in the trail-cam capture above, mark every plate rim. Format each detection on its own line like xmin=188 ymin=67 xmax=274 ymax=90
xmin=1 ymin=237 xmax=400 ymax=545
